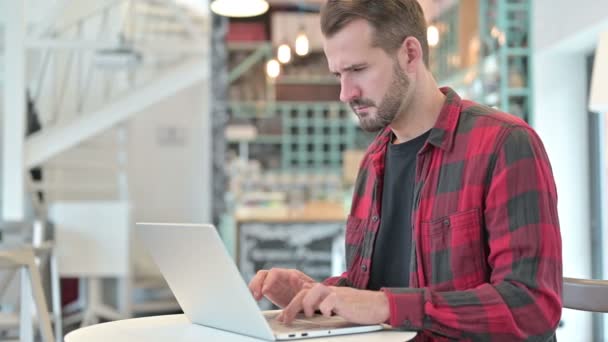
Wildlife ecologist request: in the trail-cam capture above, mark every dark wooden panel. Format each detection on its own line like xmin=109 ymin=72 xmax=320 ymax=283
xmin=276 ymin=84 xmax=340 ymax=101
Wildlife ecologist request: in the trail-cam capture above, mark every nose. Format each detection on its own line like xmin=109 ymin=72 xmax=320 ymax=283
xmin=339 ymin=77 xmax=360 ymax=103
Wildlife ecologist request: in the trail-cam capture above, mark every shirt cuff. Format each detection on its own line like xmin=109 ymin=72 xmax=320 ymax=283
xmin=322 ymin=272 xmax=349 ymax=286
xmin=381 ymin=287 xmax=425 ymax=329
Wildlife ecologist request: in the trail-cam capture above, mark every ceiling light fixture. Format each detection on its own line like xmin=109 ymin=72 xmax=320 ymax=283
xmin=210 ymin=0 xmax=269 ymax=18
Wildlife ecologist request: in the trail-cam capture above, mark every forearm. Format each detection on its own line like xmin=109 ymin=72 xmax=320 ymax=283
xmin=382 ymin=279 xmax=561 ymax=340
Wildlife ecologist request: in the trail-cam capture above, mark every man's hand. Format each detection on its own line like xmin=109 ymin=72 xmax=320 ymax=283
xmin=277 ymin=283 xmax=390 ymax=325
xmin=248 ymin=268 xmax=316 ymax=308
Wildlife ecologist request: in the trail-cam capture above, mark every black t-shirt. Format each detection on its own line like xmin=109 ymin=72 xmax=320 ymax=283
xmin=367 ymin=130 xmax=430 ymax=291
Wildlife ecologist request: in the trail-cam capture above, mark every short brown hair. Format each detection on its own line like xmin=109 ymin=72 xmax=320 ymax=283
xmin=320 ymin=0 xmax=429 ymax=67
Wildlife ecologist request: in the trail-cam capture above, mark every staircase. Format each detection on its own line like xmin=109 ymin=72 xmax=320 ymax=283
xmin=25 ymin=0 xmax=210 ymax=169
xmin=2 ymin=0 xmax=213 ymax=323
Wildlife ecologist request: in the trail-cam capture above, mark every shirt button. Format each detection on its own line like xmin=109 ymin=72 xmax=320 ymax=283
xmin=403 ymin=319 xmax=411 ymax=327
xmin=443 ymin=219 xmax=450 ymax=227
xmin=361 ymin=264 xmax=368 ymax=272
xmin=372 ymin=216 xmax=379 ymax=222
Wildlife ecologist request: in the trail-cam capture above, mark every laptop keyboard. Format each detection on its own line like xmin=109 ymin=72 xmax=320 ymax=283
xmin=264 ymin=311 xmax=360 ymax=333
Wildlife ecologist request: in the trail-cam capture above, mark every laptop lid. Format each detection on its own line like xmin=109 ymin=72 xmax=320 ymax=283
xmin=136 ymin=223 xmax=390 ymax=341
xmin=135 ymin=223 xmax=275 ymax=341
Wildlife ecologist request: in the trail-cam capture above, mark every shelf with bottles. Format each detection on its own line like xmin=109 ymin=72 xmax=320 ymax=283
xmin=276 ymin=51 xmax=336 ymax=84
xmin=226 ymin=101 xmax=372 ymax=174
xmin=225 ymin=156 xmax=346 ymax=220
xmin=479 ymin=0 xmax=532 ymax=120
xmin=429 ymin=3 xmax=461 ymax=82
xmin=432 ymin=0 xmax=532 ymax=121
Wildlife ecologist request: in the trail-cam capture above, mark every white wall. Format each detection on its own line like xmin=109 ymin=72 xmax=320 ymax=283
xmin=127 ymin=82 xmax=211 ymax=274
xmin=534 ymin=0 xmax=608 ymax=53
xmin=532 ymin=52 xmax=591 ymax=341
xmin=533 ymin=1 xmax=608 ymax=340
xmin=128 ymin=83 xmax=210 ymax=222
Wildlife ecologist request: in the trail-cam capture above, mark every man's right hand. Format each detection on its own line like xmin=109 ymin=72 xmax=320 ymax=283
xmin=248 ymin=268 xmax=316 ymax=308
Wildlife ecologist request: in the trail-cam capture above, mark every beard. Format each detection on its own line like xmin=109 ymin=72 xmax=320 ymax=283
xmin=350 ymin=62 xmax=410 ymax=132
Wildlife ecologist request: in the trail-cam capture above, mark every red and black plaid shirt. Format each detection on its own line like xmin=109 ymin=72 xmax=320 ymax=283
xmin=324 ymin=87 xmax=562 ymax=341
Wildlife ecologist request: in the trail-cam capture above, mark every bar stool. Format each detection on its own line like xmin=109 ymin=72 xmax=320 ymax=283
xmin=0 ymin=220 xmax=61 ymax=342
xmin=563 ymin=277 xmax=608 ymax=312
xmin=0 ymin=246 xmax=54 ymax=342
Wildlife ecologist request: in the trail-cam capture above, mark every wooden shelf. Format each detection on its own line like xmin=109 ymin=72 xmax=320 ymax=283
xmin=235 ymin=201 xmax=346 ymax=223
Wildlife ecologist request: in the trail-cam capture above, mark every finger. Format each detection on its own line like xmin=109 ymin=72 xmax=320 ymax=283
xmin=319 ymin=291 xmax=338 ymax=317
xmin=301 ymin=284 xmax=329 ymax=318
xmin=261 ymin=269 xmax=281 ymax=296
xmin=248 ymin=270 xmax=268 ymax=300
xmin=302 ymin=282 xmax=314 ymax=290
xmin=280 ymin=289 xmax=308 ymax=324
xmin=295 ymin=270 xmax=315 ymax=283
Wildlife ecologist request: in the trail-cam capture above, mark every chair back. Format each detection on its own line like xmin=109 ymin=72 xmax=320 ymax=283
xmin=563 ymin=277 xmax=608 ymax=312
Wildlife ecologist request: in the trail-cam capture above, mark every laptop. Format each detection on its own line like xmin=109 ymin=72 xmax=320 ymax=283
xmin=135 ymin=222 xmax=385 ymax=340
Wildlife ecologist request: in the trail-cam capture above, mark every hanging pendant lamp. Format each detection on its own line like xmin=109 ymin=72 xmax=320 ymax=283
xmin=210 ymin=0 xmax=269 ymax=18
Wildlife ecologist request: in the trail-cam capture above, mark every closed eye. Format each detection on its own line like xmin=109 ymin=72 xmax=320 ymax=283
xmin=331 ymin=63 xmax=367 ymax=79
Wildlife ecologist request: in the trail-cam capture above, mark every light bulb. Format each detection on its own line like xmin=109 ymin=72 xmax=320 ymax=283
xmin=277 ymin=43 xmax=292 ymax=64
xmin=427 ymin=25 xmax=439 ymax=47
xmin=210 ymin=0 xmax=269 ymax=18
xmin=295 ymin=31 xmax=309 ymax=56
xmin=266 ymin=59 xmax=281 ymax=78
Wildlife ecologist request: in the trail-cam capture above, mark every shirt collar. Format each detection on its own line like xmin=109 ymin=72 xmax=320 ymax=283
xmin=425 ymin=87 xmax=462 ymax=152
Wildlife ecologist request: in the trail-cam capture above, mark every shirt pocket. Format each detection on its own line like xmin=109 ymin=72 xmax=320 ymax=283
xmin=421 ymin=208 xmax=486 ymax=290
xmin=345 ymin=215 xmax=366 ymax=271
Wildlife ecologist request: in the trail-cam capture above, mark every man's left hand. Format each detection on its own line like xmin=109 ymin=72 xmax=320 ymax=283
xmin=277 ymin=283 xmax=390 ymax=325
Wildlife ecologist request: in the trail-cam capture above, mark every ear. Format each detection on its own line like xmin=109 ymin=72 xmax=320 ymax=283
xmin=397 ymin=36 xmax=424 ymax=73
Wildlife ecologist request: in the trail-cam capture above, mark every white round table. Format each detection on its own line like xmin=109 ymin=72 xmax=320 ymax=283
xmin=65 ymin=314 xmax=417 ymax=341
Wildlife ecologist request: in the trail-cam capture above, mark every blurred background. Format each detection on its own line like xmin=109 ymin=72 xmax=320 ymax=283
xmin=0 ymin=0 xmax=607 ymax=341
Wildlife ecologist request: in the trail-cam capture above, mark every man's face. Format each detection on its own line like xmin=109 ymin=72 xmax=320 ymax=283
xmin=323 ymin=19 xmax=410 ymax=132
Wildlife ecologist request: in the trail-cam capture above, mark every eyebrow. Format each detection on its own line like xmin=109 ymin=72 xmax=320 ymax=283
xmin=331 ymin=63 xmax=367 ymax=77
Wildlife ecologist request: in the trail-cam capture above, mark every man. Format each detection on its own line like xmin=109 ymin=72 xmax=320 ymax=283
xmin=249 ymin=1 xmax=563 ymax=340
